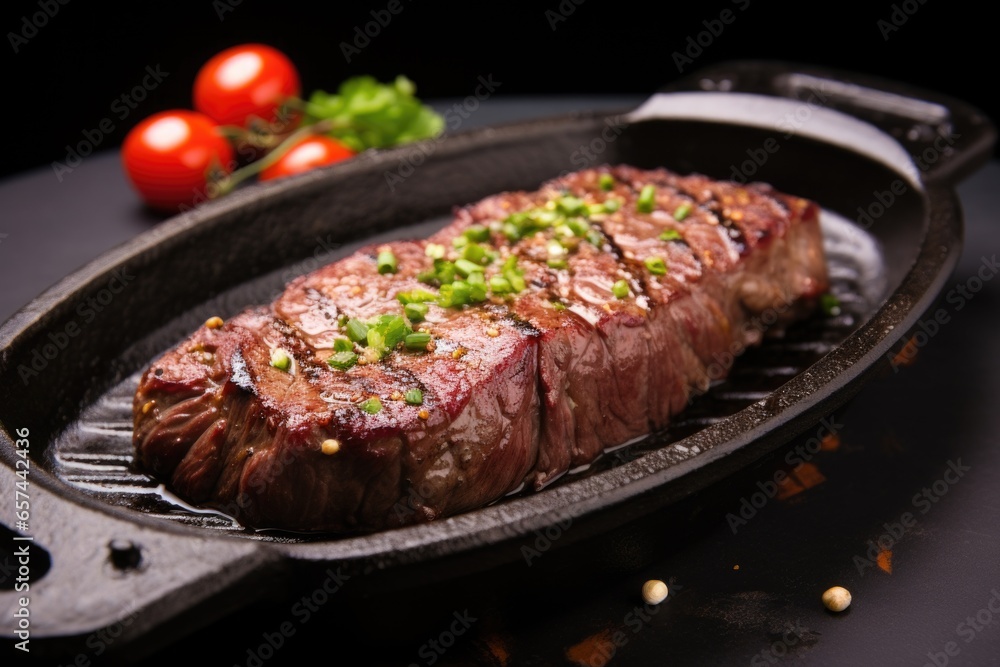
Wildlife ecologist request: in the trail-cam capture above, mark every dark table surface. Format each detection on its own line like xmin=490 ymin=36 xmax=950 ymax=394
xmin=3 ymin=97 xmax=999 ymax=666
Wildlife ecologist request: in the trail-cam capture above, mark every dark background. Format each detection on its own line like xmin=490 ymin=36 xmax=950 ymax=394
xmin=1 ymin=0 xmax=994 ymax=179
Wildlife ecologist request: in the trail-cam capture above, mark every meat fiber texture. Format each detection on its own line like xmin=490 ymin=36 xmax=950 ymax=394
xmin=133 ymin=166 xmax=828 ymax=532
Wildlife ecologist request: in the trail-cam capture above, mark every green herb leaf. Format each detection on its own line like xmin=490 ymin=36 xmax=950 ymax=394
xmin=303 ymin=75 xmax=444 ymax=152
xmin=328 ymin=350 xmax=358 ymax=371
xmin=612 ymin=279 xmax=629 ymax=299
xmin=359 ymin=397 xmax=383 ymax=414
xmin=404 ymin=388 xmax=424 ymax=405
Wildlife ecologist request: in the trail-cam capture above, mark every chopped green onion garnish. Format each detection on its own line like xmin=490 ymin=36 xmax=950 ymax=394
xmin=637 ymin=185 xmax=656 ymax=213
xmin=452 ymin=235 xmax=468 ymax=249
xmin=461 ymin=242 xmax=491 ymax=265
xmin=612 ymin=279 xmax=629 ymax=299
xmin=337 ymin=314 xmax=349 ymax=327
xmin=404 ymin=332 xmax=432 ymax=350
xmin=376 ymin=250 xmax=397 ymax=274
xmin=555 ymin=196 xmax=587 ymax=217
xmin=547 ymin=239 xmax=566 ymax=258
xmin=404 ymin=302 xmax=428 ymax=322
xmin=599 ymin=173 xmax=615 ymax=191
xmin=375 ymin=314 xmax=410 ymax=350
xmin=359 ymin=397 xmax=382 ymax=414
xmin=463 ymin=225 xmax=490 ymax=243
xmin=567 ymin=218 xmax=590 ymax=237
xmin=333 ymin=338 xmax=353 ymax=352
xmin=269 ymin=348 xmax=292 ymax=371
xmin=673 ymin=203 xmax=692 ymax=221
xmin=503 ymin=256 xmax=526 ymax=293
xmin=602 ymin=197 xmax=621 ymax=213
xmin=345 ymin=318 xmax=369 ymax=342
xmin=551 ymin=301 xmax=566 ymax=310
xmin=659 ymin=229 xmax=682 ymax=242
xmin=405 ymin=388 xmax=424 ymax=405
xmin=425 ymin=243 xmax=446 ymax=259
xmin=438 ymin=281 xmax=471 ymax=307
xmin=820 ymin=293 xmax=841 ymax=316
xmin=644 ymin=256 xmax=667 ymax=275
xmin=396 ymin=289 xmax=438 ymax=305
xmin=466 ymin=272 xmax=488 ymax=302
xmin=455 ymin=258 xmax=483 ymax=278
xmin=587 ymin=230 xmax=604 ymax=247
xmin=489 ymin=275 xmax=513 ymax=294
xmin=547 ymin=259 xmax=568 ymax=270
xmin=328 ymin=350 xmax=357 ymax=371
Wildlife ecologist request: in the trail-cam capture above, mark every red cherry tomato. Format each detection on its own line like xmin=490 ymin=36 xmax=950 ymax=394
xmin=194 ymin=44 xmax=301 ymax=130
xmin=121 ymin=110 xmax=234 ymax=211
xmin=259 ymin=136 xmax=356 ymax=181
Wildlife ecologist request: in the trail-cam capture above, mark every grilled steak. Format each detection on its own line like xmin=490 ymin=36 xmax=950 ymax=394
xmin=133 ymin=165 xmax=828 ymax=532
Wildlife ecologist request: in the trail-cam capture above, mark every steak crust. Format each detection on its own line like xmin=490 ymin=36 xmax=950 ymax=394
xmin=133 ymin=166 xmax=828 ymax=532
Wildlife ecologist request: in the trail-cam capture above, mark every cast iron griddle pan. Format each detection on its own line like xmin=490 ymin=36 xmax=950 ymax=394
xmin=0 ymin=62 xmax=994 ymax=656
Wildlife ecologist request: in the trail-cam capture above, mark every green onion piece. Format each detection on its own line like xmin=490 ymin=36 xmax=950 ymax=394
xmin=489 ymin=275 xmax=513 ymax=294
xmin=637 ymin=185 xmax=656 ymax=213
xmin=269 ymin=348 xmax=292 ymax=371
xmin=644 ymin=256 xmax=667 ymax=275
xmin=599 ymin=173 xmax=615 ymax=191
xmin=366 ymin=328 xmax=386 ymax=356
xmin=327 ymin=350 xmax=358 ymax=371
xmin=547 ymin=259 xmax=568 ymax=269
xmin=466 ymin=272 xmax=488 ymax=302
xmin=547 ymin=239 xmax=566 ymax=258
xmin=377 ymin=250 xmax=397 ymax=274
xmin=555 ymin=195 xmax=587 ymax=217
xmin=375 ymin=314 xmax=410 ymax=351
xmin=659 ymin=229 xmax=682 ymax=242
xmin=567 ymin=218 xmax=590 ymax=237
xmin=438 ymin=281 xmax=472 ymax=307
xmin=463 ymin=225 xmax=490 ymax=243
xmin=396 ymin=289 xmax=438 ymax=304
xmin=461 ymin=242 xmax=489 ymax=265
xmin=433 ymin=259 xmax=457 ymax=285
xmin=612 ymin=279 xmax=629 ymax=299
xmin=345 ymin=318 xmax=369 ymax=343
xmin=820 ymin=293 xmax=841 ymax=316
xmin=673 ymin=203 xmax=692 ymax=221
xmin=551 ymin=301 xmax=566 ymax=310
xmin=502 ymin=221 xmax=521 ymax=241
xmin=417 ymin=269 xmax=438 ymax=285
xmin=602 ymin=197 xmax=621 ymax=213
xmin=502 ymin=256 xmax=527 ymax=293
xmin=455 ymin=258 xmax=483 ymax=278
xmin=425 ymin=243 xmax=446 ymax=259
xmin=333 ymin=338 xmax=353 ymax=352
xmin=404 ymin=332 xmax=432 ymax=350
xmin=404 ymin=388 xmax=424 ymax=405
xmin=359 ymin=397 xmax=382 ymax=414
xmin=452 ymin=235 xmax=468 ymax=249
xmin=404 ymin=302 xmax=428 ymax=322
xmin=587 ymin=230 xmax=604 ymax=247
xmin=337 ymin=314 xmax=349 ymax=327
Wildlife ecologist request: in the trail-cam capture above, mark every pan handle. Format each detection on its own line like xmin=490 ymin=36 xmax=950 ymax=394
xmin=661 ymin=61 xmax=996 ymax=187
xmin=0 ymin=460 xmax=280 ymax=656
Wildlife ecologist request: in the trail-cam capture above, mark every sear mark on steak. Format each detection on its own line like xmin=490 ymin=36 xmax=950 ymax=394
xmin=133 ymin=166 xmax=828 ymax=532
